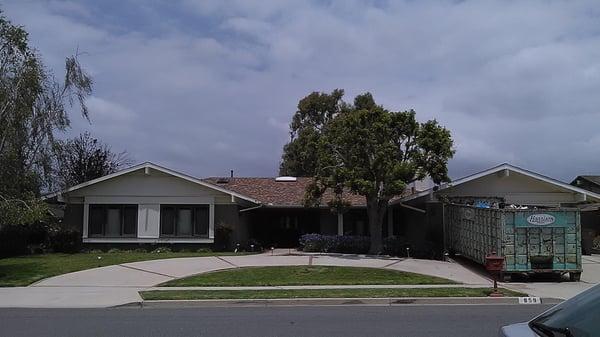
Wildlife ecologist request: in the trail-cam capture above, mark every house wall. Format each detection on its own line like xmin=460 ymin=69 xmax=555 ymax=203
xmin=63 ymin=168 xmax=239 ymax=244
xmin=436 ymin=170 xmax=583 ymax=206
xmin=581 ymin=210 xmax=600 ymax=254
xmin=319 ymin=210 xmax=338 ymax=235
xmin=62 ymin=204 xmax=84 ymax=232
xmin=214 ymin=204 xmax=248 ymax=249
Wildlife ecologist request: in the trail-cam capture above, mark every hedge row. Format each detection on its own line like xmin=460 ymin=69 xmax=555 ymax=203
xmin=0 ymin=223 xmax=81 ymax=258
xmin=299 ymin=234 xmax=370 ymax=254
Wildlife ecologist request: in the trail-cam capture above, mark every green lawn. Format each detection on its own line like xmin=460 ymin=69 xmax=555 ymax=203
xmin=0 ymin=251 xmax=249 ymax=287
xmin=161 ymin=266 xmax=456 ymax=287
xmin=141 ymin=287 xmax=525 ymax=300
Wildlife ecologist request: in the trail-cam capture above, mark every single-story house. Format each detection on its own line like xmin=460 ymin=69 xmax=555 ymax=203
xmin=45 ymin=162 xmax=600 ymax=253
xmin=44 ymin=162 xmax=370 ymax=249
xmin=389 ymin=163 xmax=600 ymax=255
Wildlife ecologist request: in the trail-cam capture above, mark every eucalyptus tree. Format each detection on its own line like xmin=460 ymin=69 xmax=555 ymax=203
xmin=0 ymin=11 xmax=92 ymax=225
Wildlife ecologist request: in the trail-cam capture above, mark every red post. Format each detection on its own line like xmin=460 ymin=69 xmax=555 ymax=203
xmin=485 ymin=250 xmax=505 ymax=297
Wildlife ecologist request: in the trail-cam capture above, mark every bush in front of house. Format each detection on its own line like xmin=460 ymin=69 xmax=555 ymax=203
xmin=383 ymin=236 xmax=439 ymax=259
xmin=299 ymin=234 xmax=370 ymax=254
xmin=0 ymin=222 xmax=61 ymax=257
xmin=151 ymin=246 xmax=172 ymax=254
xmin=214 ymin=223 xmax=233 ymax=251
xmin=334 ymin=235 xmax=370 ymax=254
xmin=382 ymin=236 xmax=410 ymax=256
xmin=0 ymin=225 xmax=30 ymax=258
xmin=49 ymin=229 xmax=82 ymax=253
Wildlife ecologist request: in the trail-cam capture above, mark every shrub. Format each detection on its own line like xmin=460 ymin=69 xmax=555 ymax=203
xmin=196 ymin=247 xmax=212 ymax=253
xmin=27 ymin=222 xmax=50 ymax=245
xmin=151 ymin=246 xmax=172 ymax=254
xmin=0 ymin=225 xmax=29 ymax=257
xmin=299 ymin=234 xmax=370 ymax=254
xmin=335 ymin=235 xmax=370 ymax=254
xmin=49 ymin=229 xmax=82 ymax=253
xmin=299 ymin=233 xmax=328 ymax=252
xmin=214 ymin=223 xmax=233 ymax=251
xmin=107 ymin=248 xmax=121 ymax=254
xmin=383 ymin=236 xmax=410 ymax=256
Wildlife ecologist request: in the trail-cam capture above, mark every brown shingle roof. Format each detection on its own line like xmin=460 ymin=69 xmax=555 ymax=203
xmin=203 ymin=177 xmax=366 ymax=207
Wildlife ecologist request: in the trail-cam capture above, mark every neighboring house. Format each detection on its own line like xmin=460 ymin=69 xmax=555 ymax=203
xmin=571 ymin=175 xmax=600 ymax=253
xmin=45 ymin=162 xmax=600 ymax=253
xmin=44 ymin=162 xmax=369 ymax=249
xmin=389 ymin=163 xmax=600 ymax=255
xmin=571 ymin=175 xmax=600 ymax=194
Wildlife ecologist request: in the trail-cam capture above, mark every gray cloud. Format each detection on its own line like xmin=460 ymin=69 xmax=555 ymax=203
xmin=4 ymin=0 xmax=600 ymax=181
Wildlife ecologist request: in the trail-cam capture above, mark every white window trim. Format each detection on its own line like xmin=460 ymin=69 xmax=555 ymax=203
xmin=82 ymin=196 xmax=216 ymax=242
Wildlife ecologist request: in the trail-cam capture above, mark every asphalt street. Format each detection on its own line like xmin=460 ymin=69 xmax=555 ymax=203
xmin=0 ymin=304 xmax=550 ymax=337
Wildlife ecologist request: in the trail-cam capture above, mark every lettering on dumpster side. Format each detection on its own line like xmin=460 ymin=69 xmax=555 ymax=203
xmin=526 ymin=214 xmax=556 ymax=226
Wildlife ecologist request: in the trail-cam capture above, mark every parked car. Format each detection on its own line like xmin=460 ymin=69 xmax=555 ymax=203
xmin=500 ymin=283 xmax=600 ymax=337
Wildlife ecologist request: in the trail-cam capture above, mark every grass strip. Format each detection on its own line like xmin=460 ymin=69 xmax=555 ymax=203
xmin=141 ymin=287 xmax=526 ymax=300
xmin=162 ymin=266 xmax=456 ymax=287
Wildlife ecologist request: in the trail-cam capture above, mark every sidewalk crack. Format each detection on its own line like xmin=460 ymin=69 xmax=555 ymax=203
xmin=216 ymin=256 xmax=239 ymax=268
xmin=382 ymin=259 xmax=404 ymax=268
xmin=118 ymin=264 xmax=176 ymax=279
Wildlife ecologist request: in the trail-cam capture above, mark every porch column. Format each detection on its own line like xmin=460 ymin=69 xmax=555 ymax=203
xmin=337 ymin=213 xmax=344 ymax=235
xmin=208 ymin=203 xmax=215 ymax=239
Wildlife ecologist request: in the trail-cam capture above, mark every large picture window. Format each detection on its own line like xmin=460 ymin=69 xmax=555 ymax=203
xmin=89 ymin=204 xmax=138 ymax=237
xmin=160 ymin=205 xmax=209 ymax=238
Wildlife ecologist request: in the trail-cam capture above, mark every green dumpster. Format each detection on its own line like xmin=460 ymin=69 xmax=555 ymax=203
xmin=445 ymin=204 xmax=582 ymax=281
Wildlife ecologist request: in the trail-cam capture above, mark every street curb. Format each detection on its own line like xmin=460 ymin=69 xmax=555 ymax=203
xmin=123 ymin=297 xmax=563 ymax=308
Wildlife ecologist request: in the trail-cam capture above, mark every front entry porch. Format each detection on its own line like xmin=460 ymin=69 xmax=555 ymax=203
xmin=245 ymin=208 xmax=369 ymax=248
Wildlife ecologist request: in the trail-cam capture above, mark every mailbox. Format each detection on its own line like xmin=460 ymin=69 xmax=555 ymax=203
xmin=485 ymin=253 xmax=505 ymax=272
xmin=485 ymin=251 xmax=505 ymax=297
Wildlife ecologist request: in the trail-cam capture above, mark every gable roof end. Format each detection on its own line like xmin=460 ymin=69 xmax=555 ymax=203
xmin=398 ymin=163 xmax=600 ymax=203
xmin=43 ymin=162 xmax=261 ymax=204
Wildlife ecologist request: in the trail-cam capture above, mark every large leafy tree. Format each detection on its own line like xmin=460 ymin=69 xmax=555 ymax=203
xmin=306 ymin=92 xmax=454 ymax=254
xmin=0 ymin=11 xmax=92 ymax=224
xmin=279 ymin=89 xmax=345 ymax=176
xmin=56 ymin=132 xmax=131 ymax=188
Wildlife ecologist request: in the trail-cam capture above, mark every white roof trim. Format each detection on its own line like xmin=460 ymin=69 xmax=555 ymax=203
xmin=43 ymin=162 xmax=261 ymax=204
xmin=398 ymin=163 xmax=600 ymax=203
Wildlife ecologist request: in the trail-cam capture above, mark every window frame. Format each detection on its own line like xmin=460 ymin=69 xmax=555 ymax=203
xmin=88 ymin=204 xmax=138 ymax=238
xmin=159 ymin=204 xmax=210 ymax=238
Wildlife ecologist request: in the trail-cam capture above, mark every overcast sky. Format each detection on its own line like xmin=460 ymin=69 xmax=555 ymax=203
xmin=4 ymin=0 xmax=600 ymax=181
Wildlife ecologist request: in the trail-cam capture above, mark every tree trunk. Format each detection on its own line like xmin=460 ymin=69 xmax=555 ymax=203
xmin=367 ymin=198 xmax=384 ymax=254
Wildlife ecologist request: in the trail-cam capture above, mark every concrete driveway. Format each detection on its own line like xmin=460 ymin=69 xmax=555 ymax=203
xmin=0 ymin=251 xmax=489 ymax=308
xmin=502 ymin=254 xmax=600 ymax=300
